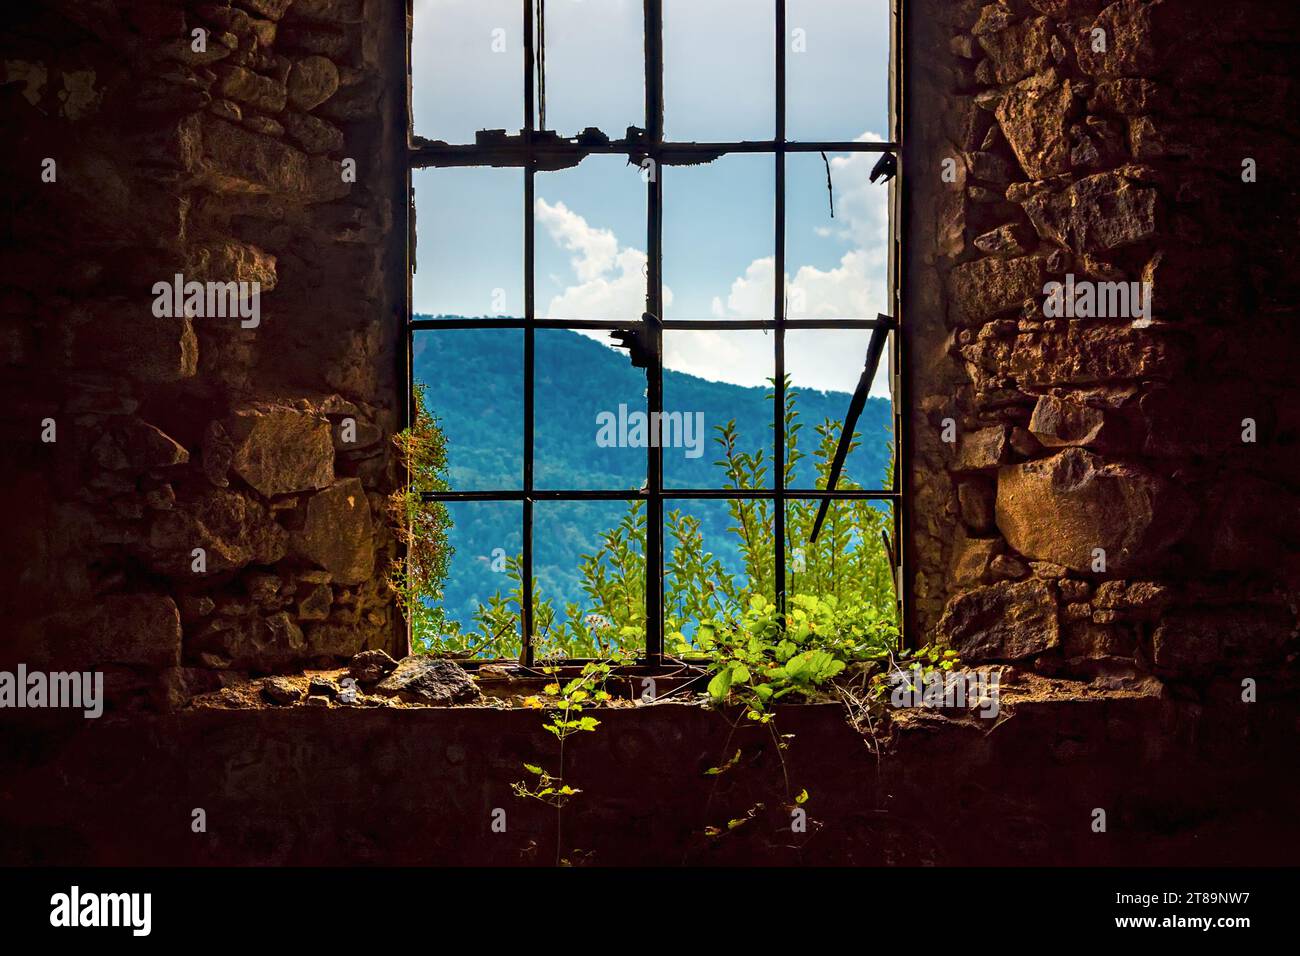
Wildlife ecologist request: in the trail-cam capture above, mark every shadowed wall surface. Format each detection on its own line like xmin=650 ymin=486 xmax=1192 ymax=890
xmin=2 ymin=690 xmax=1297 ymax=866
xmin=0 ymin=0 xmax=1297 ymax=866
xmin=1 ymin=0 xmax=407 ymax=699
xmin=905 ymin=0 xmax=1300 ymax=690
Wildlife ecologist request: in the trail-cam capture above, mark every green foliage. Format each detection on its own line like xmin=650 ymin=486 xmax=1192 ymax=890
xmin=680 ymin=591 xmax=895 ymax=715
xmin=865 ymin=643 xmax=963 ymax=707
xmin=414 ymin=326 xmax=892 ymax=498
xmin=387 ymin=384 xmax=456 ymax=645
xmin=408 ymin=378 xmax=901 ymax=662
xmin=416 ymin=328 xmax=893 ymax=628
xmin=373 ymin=363 xmax=909 ymax=863
xmin=512 ymin=658 xmax=623 ymax=866
xmin=513 ymin=659 xmax=616 ymax=808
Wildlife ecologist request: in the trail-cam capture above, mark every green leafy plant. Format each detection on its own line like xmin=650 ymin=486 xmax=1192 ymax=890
xmin=387 ymin=383 xmax=457 ymax=647
xmin=512 ymin=657 xmax=622 ymax=865
xmin=407 ymin=378 xmax=899 ymax=661
xmin=398 ymin=375 xmax=917 ymax=862
xmin=681 ymin=590 xmax=898 ymax=859
xmin=865 ymin=643 xmax=963 ymax=706
xmin=678 ymin=592 xmax=896 ymax=711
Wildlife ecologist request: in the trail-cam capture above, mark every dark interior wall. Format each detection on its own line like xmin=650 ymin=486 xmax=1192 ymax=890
xmin=0 ymin=0 xmax=407 ymax=708
xmin=6 ymin=0 xmax=1296 ymax=707
xmin=5 ymin=689 xmax=1298 ymax=866
xmin=0 ymin=0 xmax=1298 ymax=868
xmin=905 ymin=0 xmax=1300 ymax=685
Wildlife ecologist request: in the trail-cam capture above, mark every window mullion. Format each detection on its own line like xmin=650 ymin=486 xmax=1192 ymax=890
xmin=773 ymin=0 xmax=787 ymax=622
xmin=521 ymin=0 xmax=536 ymax=668
xmin=644 ymin=0 xmax=664 ymax=667
xmin=403 ymin=0 xmax=906 ymax=664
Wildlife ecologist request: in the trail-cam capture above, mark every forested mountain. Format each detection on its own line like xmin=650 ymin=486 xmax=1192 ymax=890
xmin=412 ymin=323 xmax=893 ymax=626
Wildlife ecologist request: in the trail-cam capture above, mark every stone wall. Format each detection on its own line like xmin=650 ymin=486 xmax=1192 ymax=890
xmin=0 ymin=0 xmax=406 ymax=708
xmin=905 ymin=0 xmax=1300 ymax=687
xmin=3 ymin=0 xmax=1297 ymax=705
xmin=4 ymin=685 xmax=1297 ymax=865
xmin=0 ymin=0 xmax=1297 ymax=868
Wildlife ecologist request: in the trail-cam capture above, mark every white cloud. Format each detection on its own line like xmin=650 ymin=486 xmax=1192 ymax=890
xmin=824 ymin=138 xmax=892 ymax=251
xmin=532 ymin=138 xmax=895 ymax=399
xmin=709 ymin=248 xmax=887 ymax=326
xmin=710 ymin=135 xmax=893 ymax=396
xmin=536 ymin=197 xmax=672 ymax=321
xmin=535 ymin=198 xmax=618 ymax=282
xmin=789 ymin=248 xmax=887 ymax=321
xmin=710 ymin=256 xmax=775 ymax=320
xmin=663 ymin=329 xmax=774 ymax=388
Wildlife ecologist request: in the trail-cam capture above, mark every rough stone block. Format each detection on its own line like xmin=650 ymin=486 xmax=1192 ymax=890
xmin=1020 ymin=167 xmax=1158 ymax=254
xmin=74 ymin=302 xmax=198 ymax=384
xmin=1153 ymin=607 xmax=1293 ymax=675
xmin=198 ymin=115 xmax=348 ymax=202
xmin=225 ymin=404 xmax=335 ymax=498
xmin=287 ymin=55 xmax=339 ymax=110
xmin=1073 ymin=0 xmax=1156 ymax=78
xmin=948 ymin=256 xmax=1045 ymax=327
xmin=978 ymin=16 xmax=1051 ymax=84
xmin=954 ymin=425 xmax=1009 ymax=471
xmin=996 ymin=447 xmax=1192 ymax=573
xmin=1028 ymin=395 xmax=1106 ymax=448
xmin=216 ymin=65 xmax=287 ymax=112
xmin=292 ymin=478 xmax=375 ymax=584
xmin=995 ymin=70 xmax=1072 ymax=179
xmin=144 ymin=488 xmax=289 ymax=576
xmin=961 ymin=324 xmax=1187 ymax=387
xmin=938 ymin=578 xmax=1060 ymax=661
xmin=374 ymin=657 xmax=481 ymax=705
xmin=282 ymin=111 xmax=344 ymax=153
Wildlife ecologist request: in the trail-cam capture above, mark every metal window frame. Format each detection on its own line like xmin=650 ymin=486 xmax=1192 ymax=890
xmin=401 ymin=0 xmax=906 ymax=668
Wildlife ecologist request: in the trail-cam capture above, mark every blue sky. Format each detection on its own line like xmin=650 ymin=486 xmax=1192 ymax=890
xmin=410 ymin=0 xmax=893 ymax=395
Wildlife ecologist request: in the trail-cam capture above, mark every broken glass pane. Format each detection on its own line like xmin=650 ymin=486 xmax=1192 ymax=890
xmin=412 ymin=0 xmax=525 ymax=144
xmin=785 ymin=328 xmax=894 ymax=491
xmin=786 ymin=0 xmax=891 ymax=142
xmin=663 ymin=154 xmax=775 ymax=321
xmin=412 ymin=328 xmax=524 ymax=491
xmin=665 ymin=497 xmax=775 ymax=644
xmin=663 ymin=329 xmax=774 ymax=490
xmin=784 ymin=151 xmax=889 ymax=320
xmin=412 ymin=166 xmax=524 ymax=320
xmin=414 ymin=500 xmax=524 ymax=659
xmin=664 ymin=0 xmax=775 ymax=142
xmin=784 ymin=498 xmax=896 ymax=613
xmin=535 ymin=328 xmax=646 ymax=491
xmin=534 ymin=499 xmax=646 ymax=658
xmin=534 ymin=155 xmax=647 ymax=321
xmin=537 ymin=0 xmax=644 ymax=138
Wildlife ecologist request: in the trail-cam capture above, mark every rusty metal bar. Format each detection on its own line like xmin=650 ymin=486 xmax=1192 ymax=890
xmin=773 ymin=0 xmax=787 ymax=616
xmin=644 ymin=0 xmax=665 ymax=666
xmin=409 ymin=138 xmax=898 ymax=168
xmin=419 ymin=489 xmax=900 ymax=502
xmin=521 ymin=0 xmax=536 ymax=666
xmin=405 ymin=0 xmax=906 ymax=663
xmin=410 ymin=316 xmax=898 ymax=330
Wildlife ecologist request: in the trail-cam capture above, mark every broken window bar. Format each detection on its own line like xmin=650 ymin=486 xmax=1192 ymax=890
xmin=808 ymin=317 xmax=894 ymax=543
xmin=408 ymin=140 xmax=900 ymax=168
xmin=892 ymin=0 xmax=908 ymax=647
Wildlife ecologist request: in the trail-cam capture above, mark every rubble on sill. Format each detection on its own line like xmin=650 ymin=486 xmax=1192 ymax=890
xmin=187 ymin=649 xmax=1169 ymax=724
